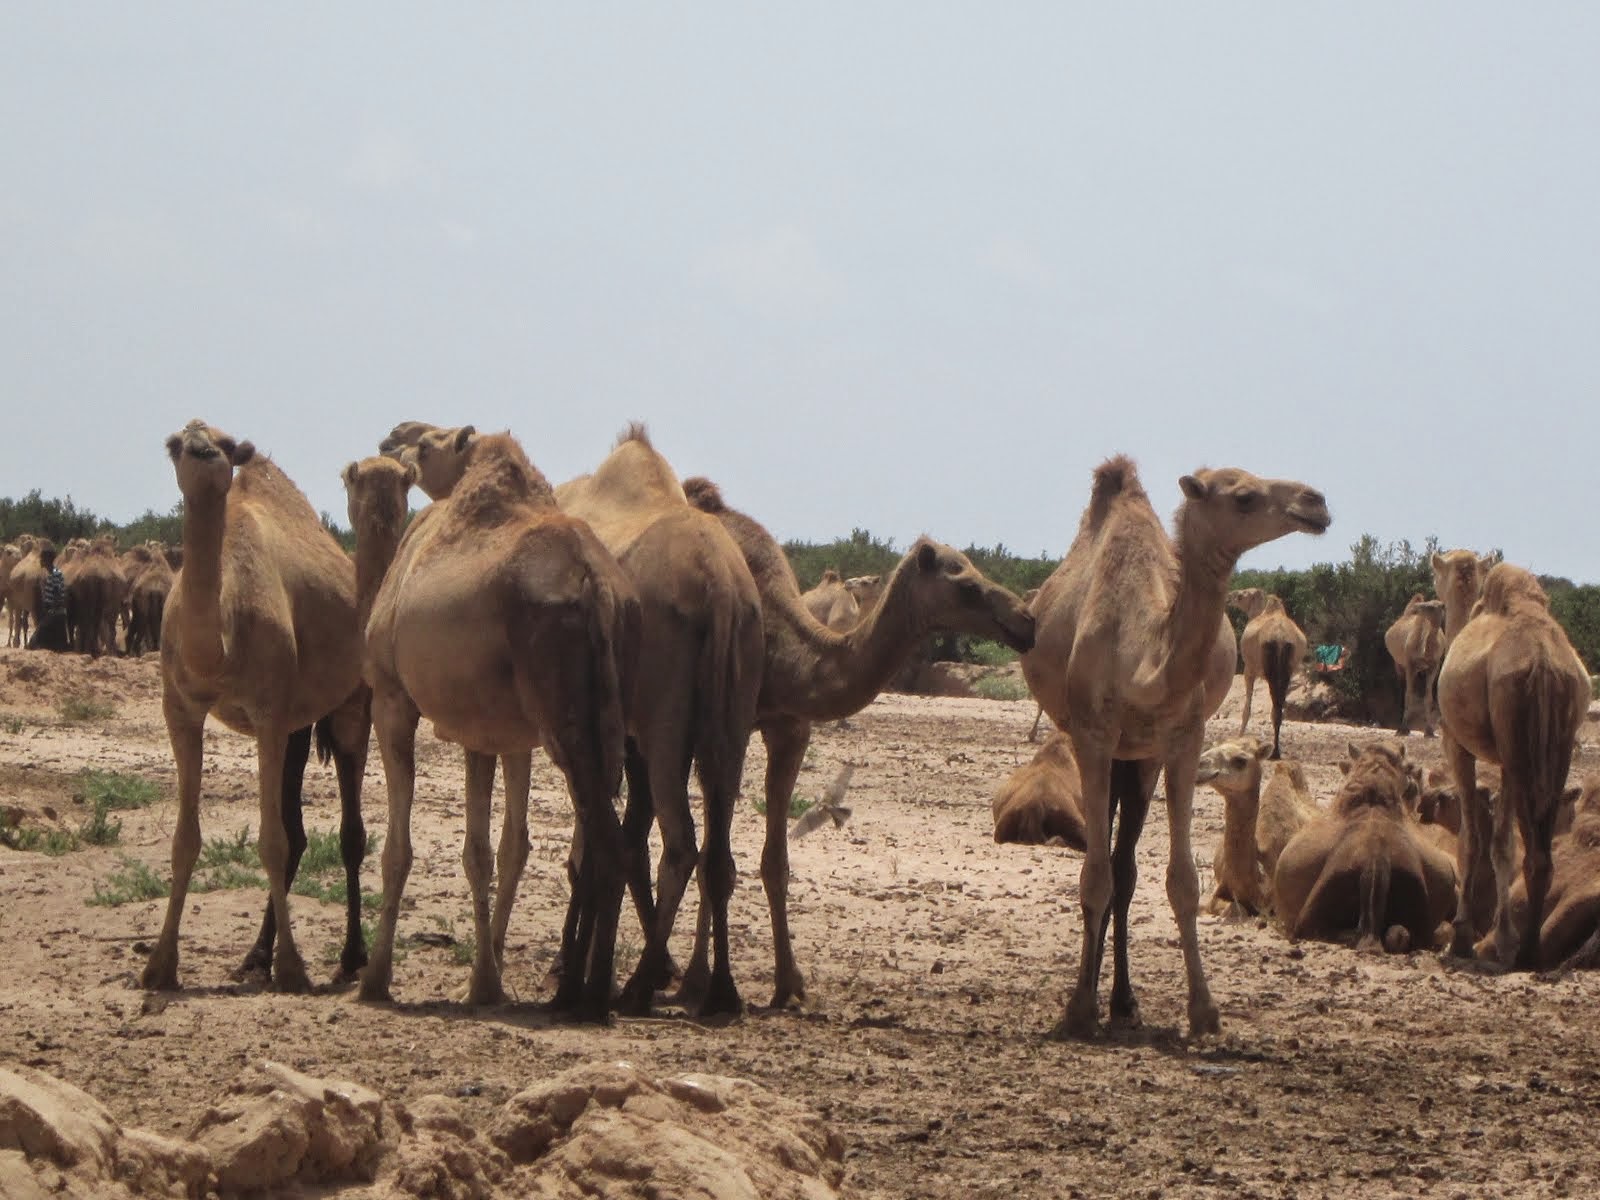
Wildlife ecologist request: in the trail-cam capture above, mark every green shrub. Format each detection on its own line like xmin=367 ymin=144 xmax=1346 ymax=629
xmin=58 ymin=695 xmax=117 ymax=723
xmin=973 ymin=673 xmax=1030 ymax=702
xmin=89 ymin=858 xmax=169 ymax=906
xmin=77 ymin=770 xmax=159 ymax=811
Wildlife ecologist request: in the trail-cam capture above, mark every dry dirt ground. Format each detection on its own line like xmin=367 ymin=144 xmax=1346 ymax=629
xmin=2 ymin=646 xmax=1599 ymax=1199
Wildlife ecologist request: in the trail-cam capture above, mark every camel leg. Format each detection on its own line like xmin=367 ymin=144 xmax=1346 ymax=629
xmin=142 ymin=698 xmax=206 ymax=990
xmin=251 ymin=726 xmax=308 ymax=993
xmin=1507 ymin=795 xmax=1556 ymax=972
xmin=1396 ymin=666 xmax=1414 ymax=736
xmin=360 ymin=686 xmax=420 ymax=1003
xmin=1052 ymin=739 xmax=1113 ymax=1040
xmin=692 ymin=734 xmax=749 ymax=1017
xmin=1445 ymin=739 xmax=1488 ymax=956
xmin=618 ymin=736 xmax=696 ymax=1016
xmin=759 ymin=717 xmax=811 ymax=1008
xmin=1106 ymin=760 xmax=1156 ymax=1026
xmin=547 ymin=742 xmax=625 ymax=1025
xmin=1422 ymin=668 xmax=1439 ymax=738
xmin=1164 ymin=729 xmax=1220 ymax=1036
xmin=490 ymin=751 xmax=532 ymax=971
xmin=462 ymin=750 xmax=506 ymax=1006
xmin=243 ymin=724 xmax=312 ymax=975
xmin=1238 ymin=671 xmax=1256 ymax=734
xmin=1029 ymin=705 xmax=1046 ymax=743
xmin=326 ymin=699 xmax=372 ymax=981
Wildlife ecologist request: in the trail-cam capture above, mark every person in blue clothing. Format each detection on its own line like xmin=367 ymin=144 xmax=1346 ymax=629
xmin=27 ymin=546 xmax=70 ymax=652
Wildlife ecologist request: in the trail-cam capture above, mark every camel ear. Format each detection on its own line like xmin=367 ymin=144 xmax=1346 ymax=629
xmin=1430 ymin=551 xmax=1445 ymax=572
xmin=1347 ymin=741 xmax=1363 ymax=761
xmin=341 ymin=462 xmax=359 ymax=488
xmin=1178 ymin=475 xmax=1208 ymax=501
xmin=231 ymin=440 xmax=255 ymax=466
xmin=454 ymin=425 xmax=476 ymax=453
xmin=1253 ymin=741 xmax=1271 ymax=762
xmin=916 ymin=541 xmax=938 ymax=572
xmin=1482 ymin=551 xmax=1502 ymax=570
xmin=165 ymin=434 xmax=182 ymax=463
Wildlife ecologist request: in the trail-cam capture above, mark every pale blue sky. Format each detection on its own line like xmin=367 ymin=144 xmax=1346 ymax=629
xmin=3 ymin=5 xmax=1597 ymax=579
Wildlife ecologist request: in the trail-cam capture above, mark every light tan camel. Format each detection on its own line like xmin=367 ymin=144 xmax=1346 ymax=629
xmin=992 ymin=733 xmax=1088 ymax=849
xmin=1436 ymin=563 xmax=1590 ymax=968
xmin=67 ymin=536 xmax=122 ymax=657
xmin=681 ymin=476 xmax=1035 ymax=1007
xmin=7 ymin=537 xmax=48 ymax=647
xmin=1273 ymin=741 xmax=1457 ymax=953
xmin=379 ymin=421 xmax=765 ymax=1017
xmin=801 ymin=569 xmax=860 ymax=631
xmin=1022 ymin=456 xmax=1329 ymax=1037
xmin=1431 ymin=549 xmax=1498 ymax=644
xmin=125 ymin=544 xmax=175 ymax=657
xmin=143 ymin=421 xmax=372 ymax=994
xmin=1228 ymin=588 xmax=1307 ymax=759
xmin=0 ymin=536 xmax=34 ymax=646
xmin=1196 ymin=735 xmax=1320 ymax=918
xmin=845 ymin=574 xmax=883 ymax=612
xmin=357 ymin=436 xmax=640 ymax=1018
xmin=1385 ymin=595 xmax=1446 ymax=737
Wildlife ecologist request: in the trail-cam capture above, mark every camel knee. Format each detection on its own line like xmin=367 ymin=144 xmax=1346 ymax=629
xmin=1166 ymin=860 xmax=1201 ymax=917
xmin=1079 ymin=857 xmax=1113 ymax=916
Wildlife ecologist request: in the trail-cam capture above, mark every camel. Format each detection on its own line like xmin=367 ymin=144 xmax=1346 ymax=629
xmin=991 ymin=732 xmax=1087 ymax=849
xmin=1385 ymin=595 xmax=1446 ymax=737
xmin=1228 ymin=588 xmax=1307 ymax=759
xmin=680 ymin=476 xmax=1035 ymax=1008
xmin=67 ymin=536 xmax=123 ymax=657
xmin=844 ymin=574 xmax=883 ymax=612
xmin=1022 ymin=456 xmax=1329 ymax=1037
xmin=1195 ymin=735 xmax=1319 ymax=918
xmin=142 ymin=421 xmax=371 ymax=994
xmin=1505 ymin=776 xmax=1600 ymax=968
xmin=355 ymin=435 xmax=641 ymax=1018
xmin=1431 ymin=549 xmax=1499 ymax=644
xmin=7 ymin=537 xmax=48 ymax=647
xmin=1436 ymin=563 xmax=1590 ymax=968
xmin=0 ymin=536 xmax=34 ymax=646
xmin=125 ymin=544 xmax=175 ymax=657
xmin=378 ymin=421 xmax=764 ymax=1017
xmin=801 ymin=569 xmax=860 ymax=632
xmin=1274 ymin=741 xmax=1457 ymax=953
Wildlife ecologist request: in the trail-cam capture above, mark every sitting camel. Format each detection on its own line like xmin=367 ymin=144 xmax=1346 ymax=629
xmin=1506 ymin=776 xmax=1600 ymax=969
xmin=1228 ymin=588 xmax=1307 ymax=760
xmin=1437 ymin=563 xmax=1590 ymax=968
xmin=801 ymin=569 xmax=860 ymax=631
xmin=1385 ymin=595 xmax=1446 ymax=737
xmin=1023 ymin=456 xmax=1329 ymax=1037
xmin=1273 ymin=741 xmax=1458 ymax=953
xmin=1196 ymin=735 xmax=1319 ymax=918
xmin=991 ymin=733 xmax=1087 ymax=849
xmin=356 ymin=435 xmax=641 ymax=1018
xmin=144 ymin=421 xmax=371 ymax=993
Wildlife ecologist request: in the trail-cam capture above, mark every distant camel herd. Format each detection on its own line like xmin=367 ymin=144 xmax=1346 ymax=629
xmin=1 ymin=422 xmax=1594 ymax=1039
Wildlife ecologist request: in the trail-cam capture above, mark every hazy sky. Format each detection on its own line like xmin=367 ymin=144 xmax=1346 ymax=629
xmin=4 ymin=5 xmax=1597 ymax=579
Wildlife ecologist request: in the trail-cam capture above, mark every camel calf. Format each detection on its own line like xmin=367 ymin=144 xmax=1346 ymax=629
xmin=1197 ymin=735 xmax=1319 ymax=918
xmin=1385 ymin=595 xmax=1446 ymax=737
xmin=1274 ymin=741 xmax=1457 ymax=953
xmin=991 ymin=733 xmax=1088 ymax=849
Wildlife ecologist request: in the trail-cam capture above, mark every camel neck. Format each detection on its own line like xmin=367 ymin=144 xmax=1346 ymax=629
xmin=354 ymin=523 xmax=403 ymax=630
xmin=765 ymin=553 xmax=926 ymax=721
xmin=176 ymin=491 xmax=228 ymax=680
xmin=1130 ymin=514 xmax=1234 ymax=706
xmin=1218 ymin=781 xmax=1261 ymax=893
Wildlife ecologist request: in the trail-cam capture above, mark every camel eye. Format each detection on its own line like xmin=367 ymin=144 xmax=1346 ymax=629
xmin=1233 ymin=492 xmax=1259 ymax=511
xmin=1230 ymin=756 xmax=1248 ymax=769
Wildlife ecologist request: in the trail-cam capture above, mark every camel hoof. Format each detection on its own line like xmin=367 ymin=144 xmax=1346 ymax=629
xmin=1187 ymin=1002 xmax=1221 ymax=1038
xmin=1356 ymin=934 xmax=1383 ymax=956
xmin=617 ymin=974 xmax=657 ymax=1017
xmin=271 ymin=959 xmax=312 ymax=995
xmin=1049 ymin=995 xmax=1100 ymax=1040
xmin=357 ymin=978 xmax=392 ymax=1004
xmin=140 ymin=960 xmax=179 ymax=992
xmin=697 ymin=975 xmax=744 ymax=1019
xmin=1384 ymin=926 xmax=1412 ymax=955
xmin=1108 ymin=997 xmax=1142 ymax=1029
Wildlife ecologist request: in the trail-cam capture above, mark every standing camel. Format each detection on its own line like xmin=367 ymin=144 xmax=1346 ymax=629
xmin=143 ymin=421 xmax=371 ymax=993
xmin=1023 ymin=457 xmax=1328 ymax=1037
xmin=356 ymin=436 xmax=640 ymax=1018
xmin=8 ymin=537 xmax=48 ymax=647
xmin=1436 ymin=563 xmax=1589 ymax=968
xmin=1228 ymin=588 xmax=1307 ymax=760
xmin=1385 ymin=595 xmax=1446 ymax=737
xmin=801 ymin=569 xmax=860 ymax=631
xmin=681 ymin=477 xmax=1035 ymax=1007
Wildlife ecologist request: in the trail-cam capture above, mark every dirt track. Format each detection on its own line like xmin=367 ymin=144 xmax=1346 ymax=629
xmin=2 ymin=646 xmax=1598 ymax=1198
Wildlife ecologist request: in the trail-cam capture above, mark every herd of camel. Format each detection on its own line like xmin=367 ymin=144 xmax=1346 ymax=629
xmin=1 ymin=421 xmax=1593 ymax=1039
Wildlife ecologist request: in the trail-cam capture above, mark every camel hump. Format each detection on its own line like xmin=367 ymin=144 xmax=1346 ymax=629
xmin=1091 ymin=455 xmax=1144 ymax=503
xmin=820 ymin=568 xmax=840 ymax=584
xmin=682 ymin=476 xmax=726 ymax=512
xmin=615 ymin=420 xmax=653 ymax=448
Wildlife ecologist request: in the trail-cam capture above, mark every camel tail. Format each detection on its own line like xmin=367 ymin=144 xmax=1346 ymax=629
xmin=1506 ymin=655 xmax=1580 ymax=893
xmin=1356 ymin=854 xmax=1391 ymax=951
xmin=588 ymin=578 xmax=633 ymax=805
xmin=1263 ymin=641 xmax=1292 ymax=716
xmin=693 ymin=586 xmax=760 ymax=809
xmin=681 ymin=476 xmax=726 ymax=513
xmin=313 ymin=714 xmax=336 ymax=766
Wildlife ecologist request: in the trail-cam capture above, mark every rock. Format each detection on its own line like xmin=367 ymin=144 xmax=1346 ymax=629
xmin=190 ymin=1060 xmax=399 ymax=1194
xmin=388 ymin=1094 xmax=511 ymax=1200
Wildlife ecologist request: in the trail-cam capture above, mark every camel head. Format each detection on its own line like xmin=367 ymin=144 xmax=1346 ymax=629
xmin=1196 ymin=735 xmax=1270 ymax=792
xmin=165 ymin=420 xmax=255 ymax=501
xmin=818 ymin=568 xmax=842 ymax=585
xmin=343 ymin=455 xmax=418 ymax=539
xmin=1333 ymin=740 xmax=1418 ymax=817
xmin=1430 ymin=549 xmax=1498 ymax=629
xmin=1226 ymin=588 xmax=1267 ymax=619
xmin=845 ymin=574 xmax=884 ymax=609
xmin=1475 ymin=562 xmax=1550 ymax=618
xmin=897 ymin=537 xmax=1035 ymax=652
xmin=377 ymin=421 xmax=477 ymax=501
xmin=1176 ymin=468 xmax=1330 ymax=560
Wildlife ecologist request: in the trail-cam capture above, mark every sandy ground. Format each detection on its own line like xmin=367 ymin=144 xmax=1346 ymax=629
xmin=2 ymin=645 xmax=1599 ymax=1199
